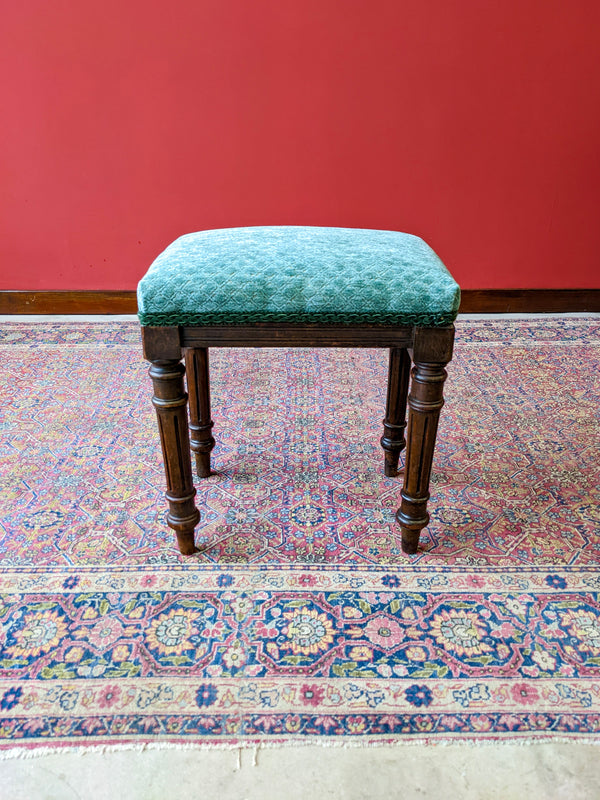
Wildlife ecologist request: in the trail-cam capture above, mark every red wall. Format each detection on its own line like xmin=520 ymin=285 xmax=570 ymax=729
xmin=2 ymin=0 xmax=600 ymax=291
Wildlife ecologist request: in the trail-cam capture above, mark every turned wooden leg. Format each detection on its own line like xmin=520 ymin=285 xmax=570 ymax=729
xmin=149 ymin=359 xmax=200 ymax=555
xmin=396 ymin=359 xmax=449 ymax=554
xmin=380 ymin=347 xmax=411 ymax=477
xmin=185 ymin=348 xmax=215 ymax=478
xmin=396 ymin=326 xmax=454 ymax=554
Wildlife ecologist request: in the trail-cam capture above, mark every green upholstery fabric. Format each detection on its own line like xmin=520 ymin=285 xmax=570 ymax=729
xmin=137 ymin=226 xmax=460 ymax=327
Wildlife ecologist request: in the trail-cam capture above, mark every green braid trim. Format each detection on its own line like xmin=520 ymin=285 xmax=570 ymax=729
xmin=138 ymin=309 xmax=458 ymax=328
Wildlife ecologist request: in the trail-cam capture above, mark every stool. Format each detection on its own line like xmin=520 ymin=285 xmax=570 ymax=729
xmin=137 ymin=226 xmax=460 ymax=556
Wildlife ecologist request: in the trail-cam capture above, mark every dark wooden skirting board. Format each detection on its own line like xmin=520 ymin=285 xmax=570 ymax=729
xmin=0 ymin=291 xmax=138 ymax=314
xmin=459 ymin=289 xmax=600 ymax=313
xmin=0 ymin=289 xmax=599 ymax=315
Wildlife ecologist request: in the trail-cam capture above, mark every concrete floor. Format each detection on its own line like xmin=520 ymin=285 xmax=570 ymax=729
xmin=2 ymin=313 xmax=599 ymax=798
xmin=2 ymin=742 xmax=600 ymax=799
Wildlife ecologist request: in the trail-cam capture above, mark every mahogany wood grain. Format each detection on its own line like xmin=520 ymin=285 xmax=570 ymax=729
xmin=149 ymin=359 xmax=200 ymax=554
xmin=396 ymin=327 xmax=453 ymax=553
xmin=0 ymin=291 xmax=138 ymax=314
xmin=380 ymin=348 xmax=410 ymax=477
xmin=184 ymin=347 xmax=215 ymax=478
xmin=181 ymin=324 xmax=414 ymax=348
xmin=142 ymin=326 xmax=181 ymax=361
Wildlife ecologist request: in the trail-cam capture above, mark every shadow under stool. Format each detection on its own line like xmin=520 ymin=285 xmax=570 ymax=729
xmin=137 ymin=226 xmax=460 ymax=556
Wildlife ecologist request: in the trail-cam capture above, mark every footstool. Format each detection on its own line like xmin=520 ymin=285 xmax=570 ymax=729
xmin=137 ymin=226 xmax=460 ymax=556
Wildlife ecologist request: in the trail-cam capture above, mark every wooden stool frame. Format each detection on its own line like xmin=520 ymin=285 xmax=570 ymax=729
xmin=142 ymin=323 xmax=455 ymax=556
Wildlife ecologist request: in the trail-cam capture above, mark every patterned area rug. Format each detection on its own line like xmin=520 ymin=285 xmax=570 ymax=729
xmin=0 ymin=317 xmax=599 ymax=752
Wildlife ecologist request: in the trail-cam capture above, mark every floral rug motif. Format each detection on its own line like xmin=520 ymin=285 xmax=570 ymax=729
xmin=0 ymin=317 xmax=599 ymax=749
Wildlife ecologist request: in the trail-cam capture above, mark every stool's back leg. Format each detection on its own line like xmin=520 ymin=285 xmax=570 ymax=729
xmin=149 ymin=359 xmax=200 ymax=555
xmin=185 ymin=348 xmax=215 ymax=478
xmin=381 ymin=347 xmax=411 ymax=477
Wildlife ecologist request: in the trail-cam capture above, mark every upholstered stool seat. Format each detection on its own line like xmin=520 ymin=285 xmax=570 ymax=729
xmin=138 ymin=226 xmax=460 ymax=328
xmin=138 ymin=226 xmax=460 ymax=556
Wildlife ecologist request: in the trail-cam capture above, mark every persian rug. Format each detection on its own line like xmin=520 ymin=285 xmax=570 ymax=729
xmin=0 ymin=316 xmax=599 ymax=754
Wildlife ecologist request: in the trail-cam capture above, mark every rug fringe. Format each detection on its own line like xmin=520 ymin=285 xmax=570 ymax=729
xmin=1 ymin=735 xmax=600 ymax=761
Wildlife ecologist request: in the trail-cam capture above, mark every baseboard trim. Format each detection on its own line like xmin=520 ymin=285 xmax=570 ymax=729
xmin=0 ymin=289 xmax=599 ymax=316
xmin=458 ymin=289 xmax=600 ymax=314
xmin=0 ymin=291 xmax=138 ymax=314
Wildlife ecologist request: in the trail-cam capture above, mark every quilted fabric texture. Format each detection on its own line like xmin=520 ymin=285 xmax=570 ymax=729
xmin=137 ymin=226 xmax=460 ymax=327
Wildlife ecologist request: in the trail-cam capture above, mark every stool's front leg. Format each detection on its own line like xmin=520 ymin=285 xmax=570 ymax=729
xmin=149 ymin=359 xmax=200 ymax=555
xmin=396 ymin=356 xmax=450 ymax=554
xmin=185 ymin=348 xmax=215 ymax=478
xmin=381 ymin=347 xmax=411 ymax=477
